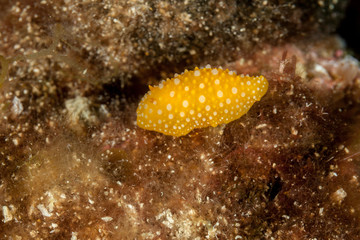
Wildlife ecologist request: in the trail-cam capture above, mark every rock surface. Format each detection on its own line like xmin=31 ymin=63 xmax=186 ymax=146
xmin=2 ymin=1 xmax=360 ymax=239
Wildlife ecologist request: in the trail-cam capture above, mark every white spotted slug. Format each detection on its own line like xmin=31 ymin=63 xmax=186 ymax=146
xmin=136 ymin=65 xmax=268 ymax=136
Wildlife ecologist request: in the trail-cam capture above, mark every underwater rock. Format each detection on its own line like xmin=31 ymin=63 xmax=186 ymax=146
xmin=2 ymin=1 xmax=360 ymax=239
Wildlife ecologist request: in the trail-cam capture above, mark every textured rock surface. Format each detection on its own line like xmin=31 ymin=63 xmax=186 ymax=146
xmin=2 ymin=0 xmax=360 ymax=239
xmin=0 ymin=0 xmax=348 ymax=86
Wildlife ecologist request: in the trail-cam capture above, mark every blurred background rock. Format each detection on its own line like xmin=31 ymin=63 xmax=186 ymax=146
xmin=1 ymin=0 xmax=360 ymax=239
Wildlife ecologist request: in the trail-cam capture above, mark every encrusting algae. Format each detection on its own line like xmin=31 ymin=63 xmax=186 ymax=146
xmin=136 ymin=65 xmax=268 ymax=136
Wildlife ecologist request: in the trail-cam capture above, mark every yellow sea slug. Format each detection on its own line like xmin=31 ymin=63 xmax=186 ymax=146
xmin=136 ymin=65 xmax=268 ymax=137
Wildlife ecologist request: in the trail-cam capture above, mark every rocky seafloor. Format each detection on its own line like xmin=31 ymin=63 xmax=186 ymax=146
xmin=1 ymin=0 xmax=360 ymax=239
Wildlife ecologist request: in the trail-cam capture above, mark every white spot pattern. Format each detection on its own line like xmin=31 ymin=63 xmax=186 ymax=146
xmin=136 ymin=67 xmax=268 ymax=136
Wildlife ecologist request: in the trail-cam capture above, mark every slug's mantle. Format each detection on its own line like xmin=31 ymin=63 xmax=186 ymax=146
xmin=136 ymin=66 xmax=269 ymax=136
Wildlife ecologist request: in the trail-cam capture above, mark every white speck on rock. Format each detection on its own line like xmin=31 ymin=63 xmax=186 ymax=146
xmin=313 ymin=63 xmax=329 ymax=76
xmin=101 ymin=216 xmax=113 ymax=222
xmin=2 ymin=206 xmax=13 ymax=223
xmin=11 ymin=96 xmax=23 ymax=116
xmin=65 ymin=96 xmax=97 ymax=128
xmin=71 ymin=232 xmax=78 ymax=240
xmin=37 ymin=204 xmax=52 ymax=217
xmin=156 ymin=209 xmax=175 ymax=228
xmin=332 ymin=188 xmax=347 ymax=204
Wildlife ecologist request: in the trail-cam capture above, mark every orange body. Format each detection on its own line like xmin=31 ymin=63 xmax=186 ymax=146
xmin=136 ymin=66 xmax=268 ymax=136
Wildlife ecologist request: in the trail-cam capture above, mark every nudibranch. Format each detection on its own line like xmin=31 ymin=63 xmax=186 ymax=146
xmin=136 ymin=65 xmax=268 ymax=137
